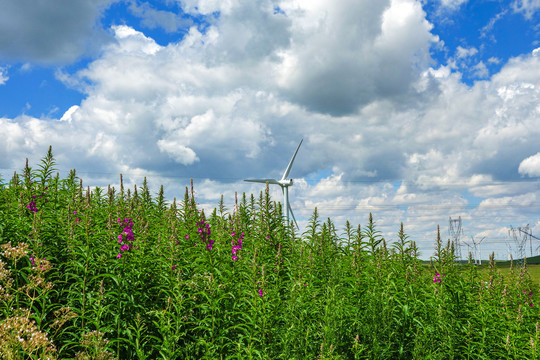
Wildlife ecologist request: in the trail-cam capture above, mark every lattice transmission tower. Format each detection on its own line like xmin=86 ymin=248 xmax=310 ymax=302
xmin=517 ymin=226 xmax=537 ymax=258
xmin=509 ymin=225 xmax=530 ymax=263
xmin=449 ymin=216 xmax=463 ymax=260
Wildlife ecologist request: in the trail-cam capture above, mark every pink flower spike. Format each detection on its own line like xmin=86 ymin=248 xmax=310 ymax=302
xmin=116 ymin=253 xmax=122 ymax=259
xmin=258 ymin=289 xmax=263 ymax=297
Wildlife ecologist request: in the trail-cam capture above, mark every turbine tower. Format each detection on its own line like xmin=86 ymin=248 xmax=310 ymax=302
xmin=470 ymin=235 xmax=485 ymax=265
xmin=244 ymin=139 xmax=303 ymax=228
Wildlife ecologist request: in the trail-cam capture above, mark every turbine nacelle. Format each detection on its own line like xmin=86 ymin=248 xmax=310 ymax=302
xmin=278 ymin=179 xmax=293 ymax=187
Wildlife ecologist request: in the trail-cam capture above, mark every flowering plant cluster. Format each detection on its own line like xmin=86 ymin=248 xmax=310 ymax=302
xmin=26 ymin=191 xmax=49 ymax=213
xmin=27 ymin=199 xmax=38 ymax=213
xmin=433 ymin=272 xmax=444 ymax=284
xmin=522 ymin=289 xmax=534 ymax=307
xmin=116 ymin=218 xmax=134 ymax=259
xmin=230 ymin=230 xmax=244 ymax=261
xmin=197 ymin=219 xmax=212 ymax=250
xmin=3 ymin=150 xmax=540 ymax=359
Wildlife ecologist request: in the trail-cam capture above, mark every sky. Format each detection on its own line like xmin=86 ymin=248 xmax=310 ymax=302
xmin=1 ymin=0 xmax=540 ymax=260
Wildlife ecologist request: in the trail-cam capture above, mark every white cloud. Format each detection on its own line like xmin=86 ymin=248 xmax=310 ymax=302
xmin=512 ymin=0 xmax=540 ymax=19
xmin=439 ymin=0 xmax=468 ymax=10
xmin=0 ymin=67 xmax=8 ymax=85
xmin=519 ymin=152 xmax=540 ymax=177
xmin=472 ymin=61 xmax=489 ymax=78
xmin=276 ymin=0 xmax=439 ymax=115
xmin=456 ymin=46 xmax=478 ymax=59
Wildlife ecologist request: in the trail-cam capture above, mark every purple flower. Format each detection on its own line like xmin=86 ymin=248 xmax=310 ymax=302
xmin=116 ymin=253 xmax=122 ymax=259
xmin=433 ymin=272 xmax=443 ymax=284
xmin=258 ymin=289 xmax=263 ymax=297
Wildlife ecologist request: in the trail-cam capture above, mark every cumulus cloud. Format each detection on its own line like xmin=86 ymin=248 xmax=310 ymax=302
xmin=0 ymin=0 xmax=116 ymax=63
xmin=276 ymin=0 xmax=439 ymax=115
xmin=519 ymin=153 xmax=540 ymax=177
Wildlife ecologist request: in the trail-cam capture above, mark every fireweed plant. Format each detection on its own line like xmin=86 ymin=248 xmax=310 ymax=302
xmin=0 ymin=150 xmax=540 ymax=359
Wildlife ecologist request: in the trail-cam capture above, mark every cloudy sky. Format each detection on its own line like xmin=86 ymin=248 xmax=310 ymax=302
xmin=1 ymin=0 xmax=540 ymax=260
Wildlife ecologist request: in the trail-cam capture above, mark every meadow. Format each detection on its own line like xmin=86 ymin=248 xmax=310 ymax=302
xmin=1 ymin=148 xmax=539 ymax=359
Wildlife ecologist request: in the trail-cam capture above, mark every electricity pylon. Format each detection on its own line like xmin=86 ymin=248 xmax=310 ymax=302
xmin=509 ymin=225 xmax=529 ymax=264
xmin=449 ymin=216 xmax=463 ymax=260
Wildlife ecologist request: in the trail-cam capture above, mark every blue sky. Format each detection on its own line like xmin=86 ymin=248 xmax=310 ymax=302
xmin=2 ymin=0 xmax=540 ymax=259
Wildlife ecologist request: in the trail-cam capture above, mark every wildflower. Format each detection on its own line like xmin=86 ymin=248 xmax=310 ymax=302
xmin=115 ymin=218 xmax=135 ymax=259
xmin=258 ymin=289 xmax=263 ymax=297
xmin=433 ymin=272 xmax=444 ymax=284
xmin=230 ymin=229 xmax=244 ymax=261
xmin=26 ymin=200 xmax=38 ymax=213
xmin=197 ymin=219 xmax=212 ymax=250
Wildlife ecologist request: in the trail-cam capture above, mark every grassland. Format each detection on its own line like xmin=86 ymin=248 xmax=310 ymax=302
xmin=1 ymin=149 xmax=539 ymax=359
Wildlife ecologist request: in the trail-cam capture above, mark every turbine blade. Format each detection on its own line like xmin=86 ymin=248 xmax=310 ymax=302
xmin=281 ymin=139 xmax=303 ymax=181
xmin=288 ymin=202 xmax=299 ymax=229
xmin=244 ymin=179 xmax=281 ymax=185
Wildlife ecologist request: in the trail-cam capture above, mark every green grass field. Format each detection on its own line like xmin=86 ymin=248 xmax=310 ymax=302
xmin=477 ymin=263 xmax=540 ymax=285
xmin=2 ymin=149 xmax=540 ymax=359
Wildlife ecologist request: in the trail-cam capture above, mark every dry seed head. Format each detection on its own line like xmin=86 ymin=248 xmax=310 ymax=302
xmin=24 ymin=275 xmax=54 ymax=293
xmin=51 ymin=307 xmax=77 ymax=329
xmin=0 ymin=259 xmax=11 ymax=282
xmin=1 ymin=242 xmax=29 ymax=262
xmin=0 ymin=316 xmax=57 ymax=358
xmin=33 ymin=257 xmax=53 ymax=274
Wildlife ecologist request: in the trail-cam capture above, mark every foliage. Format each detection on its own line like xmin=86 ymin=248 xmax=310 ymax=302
xmin=0 ymin=150 xmax=539 ymax=359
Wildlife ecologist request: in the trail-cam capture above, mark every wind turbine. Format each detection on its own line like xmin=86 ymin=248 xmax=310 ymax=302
xmin=244 ymin=139 xmax=303 ymax=229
